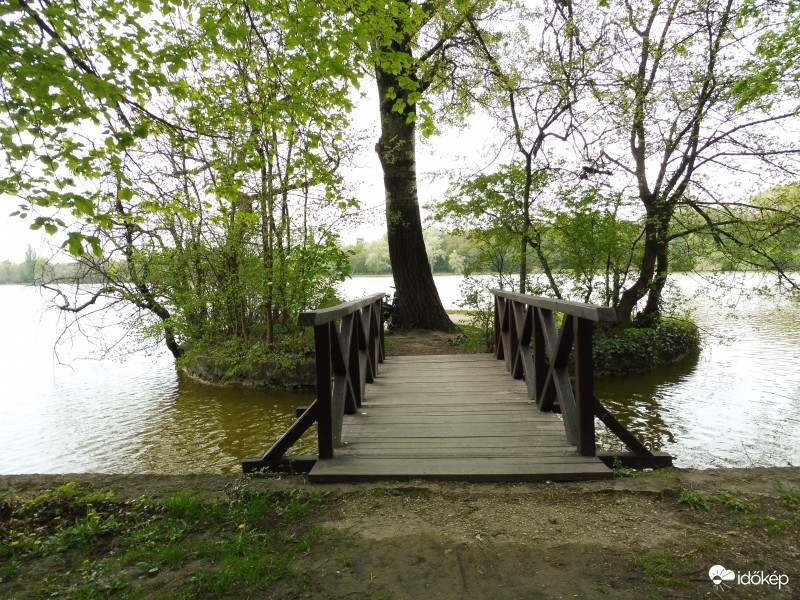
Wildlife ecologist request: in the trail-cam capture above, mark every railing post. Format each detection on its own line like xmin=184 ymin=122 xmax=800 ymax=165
xmin=488 ymin=289 xmax=663 ymax=465
xmin=574 ymin=317 xmax=596 ymax=456
xmin=533 ymin=307 xmax=546 ymax=404
xmin=314 ymin=323 xmax=334 ymax=460
xmin=494 ymin=296 xmax=503 ymax=360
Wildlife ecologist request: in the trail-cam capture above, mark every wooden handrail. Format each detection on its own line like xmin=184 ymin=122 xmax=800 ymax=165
xmin=491 ymin=289 xmax=617 ymax=322
xmin=242 ymin=292 xmax=386 ymax=473
xmin=491 ymin=289 xmax=663 ymax=465
xmin=298 ymin=292 xmax=386 ymax=326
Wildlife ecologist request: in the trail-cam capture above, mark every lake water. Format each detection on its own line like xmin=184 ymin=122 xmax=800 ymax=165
xmin=1 ymin=273 xmax=798 ymax=473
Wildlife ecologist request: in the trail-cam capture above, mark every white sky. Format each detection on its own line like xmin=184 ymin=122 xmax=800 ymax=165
xmin=342 ymin=85 xmax=502 ymax=246
xmin=0 ymin=218 xmax=43 ymax=263
xmin=0 ymin=85 xmax=500 ymax=262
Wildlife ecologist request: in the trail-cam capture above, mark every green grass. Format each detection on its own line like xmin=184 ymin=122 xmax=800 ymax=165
xmin=716 ymin=492 xmax=753 ymax=512
xmin=163 ymin=490 xmax=204 ymax=522
xmin=775 ymin=484 xmax=800 ymax=509
xmin=1 ymin=483 xmax=328 ymax=598
xmin=0 ymin=556 xmax=17 ymax=582
xmin=611 ymin=457 xmax=639 ymax=477
xmin=763 ymin=516 xmax=790 ymax=533
xmin=631 ymin=552 xmax=688 ymax=586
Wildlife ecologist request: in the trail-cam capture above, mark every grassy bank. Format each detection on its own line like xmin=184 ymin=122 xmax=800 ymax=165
xmin=2 ymin=469 xmax=798 ymax=599
xmin=0 ymin=480 xmax=327 ymax=598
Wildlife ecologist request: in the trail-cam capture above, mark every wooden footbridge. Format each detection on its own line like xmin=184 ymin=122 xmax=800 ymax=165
xmin=243 ymin=291 xmax=671 ymax=482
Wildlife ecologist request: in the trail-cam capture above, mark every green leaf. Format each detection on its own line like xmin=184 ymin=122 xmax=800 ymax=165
xmin=65 ymin=236 xmax=85 ymax=256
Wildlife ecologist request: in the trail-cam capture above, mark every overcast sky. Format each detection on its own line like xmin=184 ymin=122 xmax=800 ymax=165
xmin=0 ymin=84 xmax=499 ymax=262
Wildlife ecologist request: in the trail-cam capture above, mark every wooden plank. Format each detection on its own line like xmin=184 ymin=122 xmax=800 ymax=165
xmin=336 ymin=448 xmax=587 ymax=458
xmin=302 ymin=351 xmax=613 ymax=483
xmin=386 ymin=353 xmax=496 ymax=361
xmin=314 ymin=323 xmax=334 ymax=460
xmin=310 ymin=456 xmax=611 ymax=483
xmin=339 ymin=427 xmax=569 ymax=438
xmin=574 ymin=317 xmax=595 ymax=456
xmin=313 ymin=456 xmax=612 ymax=469
xmin=341 ymin=414 xmax=562 ymax=424
xmin=350 ymin=403 xmax=537 ymax=412
xmin=344 ymin=437 xmax=572 ymax=448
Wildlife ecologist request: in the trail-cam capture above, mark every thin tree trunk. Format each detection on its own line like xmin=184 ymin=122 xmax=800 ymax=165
xmin=640 ymin=249 xmax=669 ymax=324
xmin=616 ymin=208 xmax=670 ymax=325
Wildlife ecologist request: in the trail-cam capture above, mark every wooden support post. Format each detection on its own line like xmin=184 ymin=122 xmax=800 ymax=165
xmin=533 ymin=307 xmax=546 ymax=404
xmin=315 ymin=324 xmax=334 ymax=460
xmin=378 ymin=299 xmax=386 ymax=362
xmin=574 ymin=317 xmax=595 ymax=456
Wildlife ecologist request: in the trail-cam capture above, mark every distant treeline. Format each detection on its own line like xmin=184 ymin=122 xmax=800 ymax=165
xmin=0 ymin=246 xmax=108 ymax=285
xmin=345 ymin=229 xmax=475 ymax=275
xmin=345 ymin=221 xmax=800 ymax=277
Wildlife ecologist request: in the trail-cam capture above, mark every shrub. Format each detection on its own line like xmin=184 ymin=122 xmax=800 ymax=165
xmin=593 ymin=317 xmax=700 ymax=377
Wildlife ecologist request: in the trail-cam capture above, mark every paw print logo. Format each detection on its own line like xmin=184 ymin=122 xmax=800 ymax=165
xmin=709 ymin=564 xmax=736 ymax=589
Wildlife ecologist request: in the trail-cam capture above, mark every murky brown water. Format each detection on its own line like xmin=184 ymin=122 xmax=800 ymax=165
xmin=1 ymin=273 xmax=798 ymax=473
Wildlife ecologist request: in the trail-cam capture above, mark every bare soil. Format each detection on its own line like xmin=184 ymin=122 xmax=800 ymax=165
xmin=2 ymin=468 xmax=798 ymax=599
xmin=384 ymin=313 xmax=476 ymax=356
xmin=384 ymin=328 xmax=465 ymax=356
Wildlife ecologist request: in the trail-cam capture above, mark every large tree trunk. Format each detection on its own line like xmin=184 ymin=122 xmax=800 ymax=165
xmin=374 ymin=55 xmax=455 ymax=331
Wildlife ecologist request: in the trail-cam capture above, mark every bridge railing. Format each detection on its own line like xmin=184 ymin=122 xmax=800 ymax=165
xmin=492 ymin=289 xmax=670 ymax=467
xmin=243 ymin=292 xmax=385 ymax=473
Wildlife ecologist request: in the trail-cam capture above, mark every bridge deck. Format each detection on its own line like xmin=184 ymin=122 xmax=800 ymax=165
xmin=308 ymin=354 xmax=612 ymax=482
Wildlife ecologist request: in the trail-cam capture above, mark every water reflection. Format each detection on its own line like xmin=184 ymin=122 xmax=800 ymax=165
xmin=0 ymin=285 xmax=314 ymax=474
xmin=595 ymin=350 xmax=701 ymax=453
xmin=132 ymin=376 xmax=315 ymax=473
xmin=593 ymin=273 xmax=800 ymax=469
xmin=1 ymin=272 xmax=799 ymax=473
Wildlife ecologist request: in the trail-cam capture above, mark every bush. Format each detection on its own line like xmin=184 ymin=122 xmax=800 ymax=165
xmin=592 ymin=318 xmax=700 ymax=378
xmin=179 ymin=333 xmax=317 ymax=389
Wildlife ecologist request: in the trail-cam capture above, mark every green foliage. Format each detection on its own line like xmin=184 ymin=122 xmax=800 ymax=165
xmin=611 ymin=458 xmax=639 ymax=477
xmin=5 ymin=0 xmax=362 ymax=364
xmin=733 ymin=3 xmax=800 ymax=108
xmin=763 ymin=516 xmax=790 ymax=533
xmin=716 ymin=493 xmax=752 ymax=512
xmin=275 ymin=489 xmax=327 ymax=523
xmin=433 ymin=163 xmax=649 ymax=307
xmin=0 ymin=556 xmax=17 ymax=583
xmin=1 ymin=483 xmax=327 ymax=597
xmin=0 ymin=256 xmax=120 ymax=285
xmin=455 ymin=277 xmax=496 ymax=353
xmin=164 ymin=491 xmax=204 ymax=523
xmin=677 ymin=490 xmax=711 ymax=511
xmin=346 ymin=229 xmax=474 ymax=275
xmin=593 ymin=318 xmax=700 ymax=377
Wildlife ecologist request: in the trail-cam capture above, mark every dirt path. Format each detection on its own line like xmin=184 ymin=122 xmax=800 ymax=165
xmin=2 ymin=468 xmax=798 ymax=599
